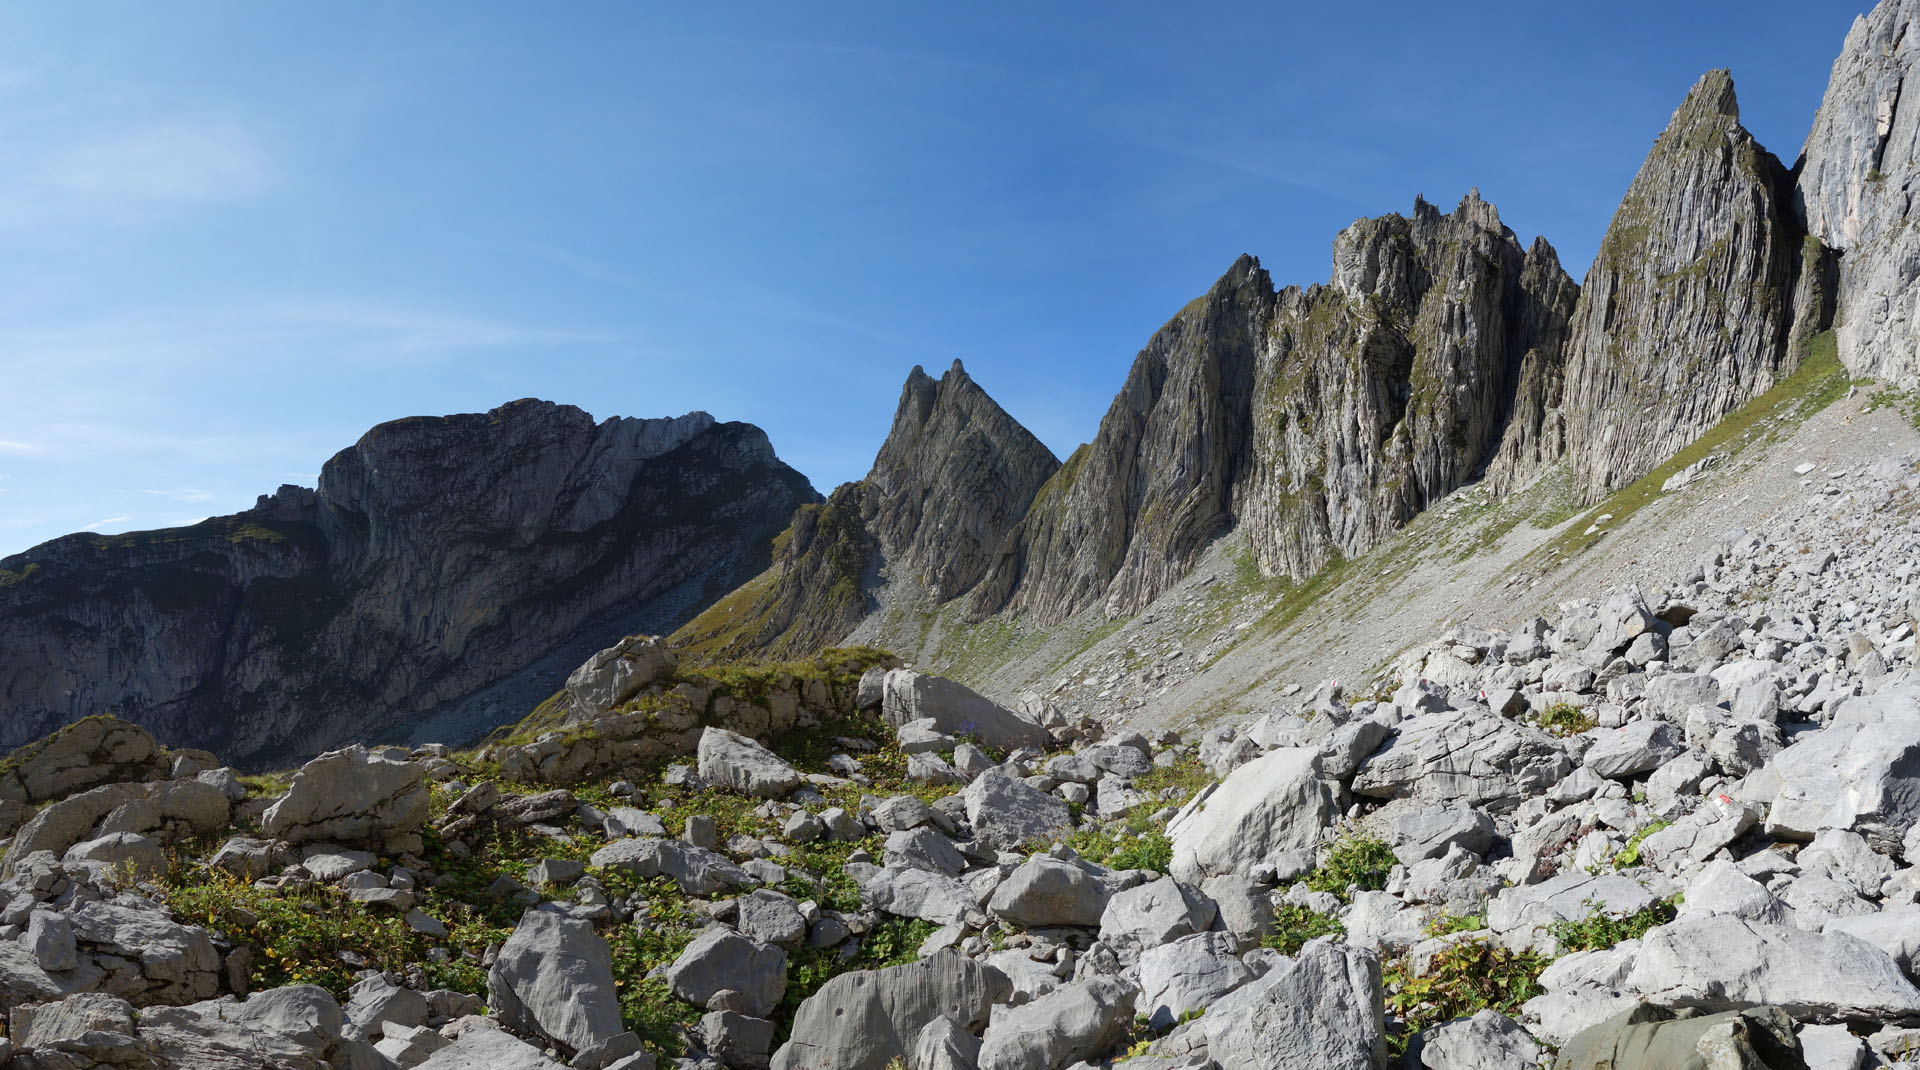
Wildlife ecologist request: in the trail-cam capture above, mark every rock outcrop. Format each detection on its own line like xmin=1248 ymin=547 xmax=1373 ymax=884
xmin=1241 ymin=192 xmax=1579 ymax=581
xmin=1798 ymin=0 xmax=1920 ymax=385
xmin=970 ymin=258 xmax=1270 ymax=623
xmin=675 ymin=360 xmax=1055 ymax=656
xmin=971 ymin=193 xmax=1580 ymax=621
xmin=683 ymin=72 xmax=1854 ymax=653
xmin=1559 ymin=70 xmax=1809 ymax=500
xmin=865 ymin=361 xmax=1061 ymax=603
xmin=0 ymin=400 xmax=817 ymax=766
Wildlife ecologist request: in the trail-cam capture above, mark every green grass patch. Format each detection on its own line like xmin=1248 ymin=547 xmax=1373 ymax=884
xmin=1533 ymin=702 xmax=1597 ymax=737
xmin=1613 ymin=819 xmax=1671 ymax=870
xmin=162 ymin=863 xmax=506 ymax=1001
xmin=1262 ymin=903 xmax=1346 ymax=955
xmin=1304 ymin=834 xmax=1398 ymax=902
xmin=1550 ymin=897 xmax=1679 ymax=952
xmin=1384 ymin=938 xmax=1550 ymax=1057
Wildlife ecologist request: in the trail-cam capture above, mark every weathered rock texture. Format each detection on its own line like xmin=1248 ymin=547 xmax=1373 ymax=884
xmin=699 ymin=75 xmax=1830 ymax=652
xmin=0 ymin=400 xmax=817 ymax=767
xmin=865 ymin=362 xmax=1061 ymax=603
xmin=1242 ymin=192 xmax=1579 ymax=581
xmin=1798 ymin=0 xmax=1920 ymax=385
xmin=1559 ymin=70 xmax=1810 ymax=501
xmin=675 ymin=360 xmax=1056 ymax=656
xmin=971 ymin=259 xmax=1270 ymax=624
xmin=967 ymin=194 xmax=1581 ymax=623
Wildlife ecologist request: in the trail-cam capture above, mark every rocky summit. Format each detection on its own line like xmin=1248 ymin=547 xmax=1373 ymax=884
xmin=23 ymin=3 xmax=1920 ymax=1070
xmin=681 ymin=66 xmax=1875 ymax=664
xmin=0 ymin=400 xmax=817 ymax=768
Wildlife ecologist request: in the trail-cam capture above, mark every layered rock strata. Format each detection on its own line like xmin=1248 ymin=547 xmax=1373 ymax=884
xmin=1560 ymin=69 xmax=1809 ymax=500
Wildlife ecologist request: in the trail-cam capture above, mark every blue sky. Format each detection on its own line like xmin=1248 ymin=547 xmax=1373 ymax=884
xmin=0 ymin=1 xmax=1872 ymax=557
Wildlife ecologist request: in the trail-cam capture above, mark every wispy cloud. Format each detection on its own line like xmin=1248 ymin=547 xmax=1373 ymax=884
xmin=0 ymin=440 xmax=41 ymax=455
xmin=141 ymin=487 xmax=215 ymax=503
xmin=38 ymin=119 xmax=273 ymax=204
xmin=81 ymin=515 xmax=130 ymax=531
xmin=266 ymin=300 xmax=621 ymax=354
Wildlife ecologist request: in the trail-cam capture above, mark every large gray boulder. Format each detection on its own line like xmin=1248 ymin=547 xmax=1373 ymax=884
xmin=881 ymin=669 xmax=1049 ymax=752
xmin=1100 ymin=875 xmax=1217 ymax=950
xmin=1352 ymin=709 xmax=1569 ymax=812
xmin=1388 ymin=803 xmax=1495 ymax=865
xmin=68 ymin=896 xmax=223 ymax=1005
xmin=3 ymin=778 xmax=231 ymax=876
xmin=1625 ymin=916 xmax=1920 ymax=1021
xmin=1553 ymin=1003 xmax=1804 ymax=1070
xmin=1637 ymin=797 xmax=1760 ymax=875
xmin=988 ymin=855 xmax=1109 ymax=929
xmin=667 ymin=928 xmax=787 ymax=1019
xmin=1167 ymin=747 xmax=1337 ymax=883
xmin=772 ymin=948 xmax=1009 ymax=1070
xmin=11 ymin=985 xmax=387 ymax=1070
xmin=912 ymin=1016 xmax=982 ymax=1070
xmin=962 ymin=771 xmax=1070 ymax=851
xmin=1487 ymin=872 xmax=1658 ymax=935
xmin=1582 ymin=721 xmax=1685 ymax=780
xmin=1823 ymin=905 xmax=1920 ymax=975
xmin=487 ymin=910 xmax=627 ymax=1057
xmin=566 ymin=634 xmax=677 ymax=718
xmin=345 ymin=973 xmax=428 ymax=1038
xmin=63 ymin=831 xmax=166 ymax=880
xmin=855 ymin=864 xmax=974 ymax=925
xmin=697 ymin=727 xmax=802 ymax=799
xmin=976 ymin=975 xmax=1137 ymax=1070
xmin=1404 ymin=1009 xmax=1542 ymax=1070
xmin=1203 ymin=938 xmax=1385 ymax=1070
xmin=261 ymin=745 xmax=429 ymax=854
xmin=590 ymin=837 xmax=754 ymax=895
xmin=883 ymin=827 xmax=968 ymax=877
xmin=1746 ymin=686 xmax=1920 ymax=851
xmin=735 ymin=889 xmax=809 ymax=950
xmin=0 ymin=716 xmax=167 ymax=805
xmin=1676 ymin=862 xmax=1796 ymax=927
xmin=1138 ymin=931 xmax=1253 ymax=1030
xmin=417 ymin=1025 xmax=571 ymax=1069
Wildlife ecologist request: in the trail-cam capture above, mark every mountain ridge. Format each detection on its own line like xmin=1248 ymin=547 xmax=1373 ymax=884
xmin=0 ymin=399 xmax=819 ymax=767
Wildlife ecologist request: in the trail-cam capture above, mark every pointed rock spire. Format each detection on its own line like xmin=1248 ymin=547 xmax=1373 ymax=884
xmin=1558 ymin=70 xmax=1806 ymax=501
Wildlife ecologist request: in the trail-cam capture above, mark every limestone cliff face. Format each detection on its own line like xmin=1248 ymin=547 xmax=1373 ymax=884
xmin=1558 ymin=70 xmax=1806 ymax=501
xmin=968 ymin=257 xmax=1272 ymax=625
xmin=968 ymin=196 xmax=1577 ymax=621
xmin=673 ymin=360 xmax=1053 ymax=658
xmin=683 ymin=70 xmax=1860 ymax=653
xmin=0 ymin=401 xmax=817 ymax=767
xmin=1241 ymin=193 xmax=1578 ymax=581
xmin=864 ymin=361 xmax=1060 ymax=603
xmin=1797 ymin=0 xmax=1920 ymax=385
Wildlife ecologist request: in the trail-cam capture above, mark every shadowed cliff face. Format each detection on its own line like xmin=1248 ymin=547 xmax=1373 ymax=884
xmin=968 ymin=257 xmax=1272 ymax=626
xmin=968 ymin=194 xmax=1581 ymax=624
xmin=0 ymin=400 xmax=818 ymax=767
